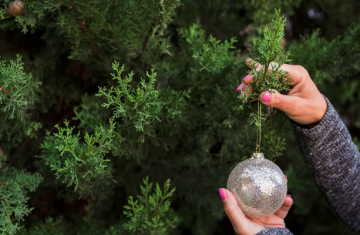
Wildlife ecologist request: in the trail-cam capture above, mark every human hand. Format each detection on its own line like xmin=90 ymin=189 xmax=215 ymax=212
xmin=219 ymin=187 xmax=293 ymax=235
xmin=236 ymin=58 xmax=327 ymax=126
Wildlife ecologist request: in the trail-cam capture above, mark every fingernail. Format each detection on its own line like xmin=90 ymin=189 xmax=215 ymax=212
xmin=284 ymin=175 xmax=287 ymax=179
xmin=236 ymin=83 xmax=244 ymax=92
xmin=262 ymin=91 xmax=271 ymax=102
xmin=243 ymin=74 xmax=251 ymax=81
xmin=286 ymin=195 xmax=291 ymax=198
xmin=219 ymin=188 xmax=227 ymax=200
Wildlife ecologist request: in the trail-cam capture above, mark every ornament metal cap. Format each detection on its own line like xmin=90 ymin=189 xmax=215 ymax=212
xmin=252 ymin=152 xmax=264 ymax=159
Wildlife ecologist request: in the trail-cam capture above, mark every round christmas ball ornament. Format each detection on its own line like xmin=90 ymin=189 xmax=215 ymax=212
xmin=227 ymin=152 xmax=287 ymax=218
xmin=9 ymin=0 xmax=26 ymax=16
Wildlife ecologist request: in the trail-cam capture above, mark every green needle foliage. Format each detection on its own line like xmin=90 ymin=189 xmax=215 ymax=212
xmin=0 ymin=55 xmax=41 ymax=145
xmin=0 ymin=55 xmax=39 ymax=121
xmin=16 ymin=217 xmax=68 ymax=235
xmin=122 ymin=177 xmax=177 ymax=235
xmin=0 ymin=168 xmax=43 ymax=235
xmin=238 ymin=9 xmax=289 ymax=157
xmin=97 ymin=62 xmax=161 ymax=133
xmin=15 ymin=177 xmax=176 ymax=235
xmin=40 ymin=119 xmax=115 ymax=198
xmin=73 ymin=95 xmax=111 ymax=132
xmin=0 ymin=0 xmax=360 ymax=234
xmin=244 ymin=10 xmax=292 ymax=101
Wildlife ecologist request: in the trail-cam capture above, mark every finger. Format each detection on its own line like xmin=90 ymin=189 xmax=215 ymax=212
xmin=259 ymin=89 xmax=301 ymax=115
xmin=236 ymin=83 xmax=245 ymax=93
xmin=243 ymin=85 xmax=253 ymax=96
xmin=242 ymin=58 xmax=260 ymax=87
xmin=236 ymin=83 xmax=254 ymax=96
xmin=273 ymin=196 xmax=293 ymax=219
xmin=219 ymin=188 xmax=251 ymax=234
xmin=245 ymin=57 xmax=262 ymax=70
xmin=244 ymin=58 xmax=304 ymax=87
xmin=242 ymin=73 xmax=255 ymax=86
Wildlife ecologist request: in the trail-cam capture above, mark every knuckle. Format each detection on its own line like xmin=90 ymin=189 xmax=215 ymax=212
xmin=295 ymin=65 xmax=305 ymax=72
xmin=224 ymin=205 xmax=233 ymax=217
xmin=272 ymin=93 xmax=282 ymax=107
xmin=234 ymin=228 xmax=242 ymax=235
xmin=224 ymin=206 xmax=238 ymax=223
xmin=295 ymin=65 xmax=309 ymax=76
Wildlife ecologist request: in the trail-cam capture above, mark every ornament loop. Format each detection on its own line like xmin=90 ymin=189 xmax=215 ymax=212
xmin=252 ymin=152 xmax=264 ymax=159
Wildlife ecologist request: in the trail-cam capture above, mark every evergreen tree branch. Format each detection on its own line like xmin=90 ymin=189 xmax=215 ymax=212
xmin=41 ymin=118 xmax=115 ymax=198
xmin=123 ymin=177 xmax=177 ymax=234
xmin=13 ymin=138 xmax=30 ymax=159
xmin=68 ymin=0 xmax=100 ymax=59
xmin=97 ymin=63 xmax=162 ymax=133
xmin=193 ymin=0 xmax=227 ymax=40
xmin=49 ymin=110 xmax=75 ymax=134
xmin=134 ymin=22 xmax=156 ymax=65
xmin=0 ymin=87 xmax=10 ymax=95
xmin=0 ymin=168 xmax=43 ymax=235
xmin=238 ymin=9 xmax=290 ymax=156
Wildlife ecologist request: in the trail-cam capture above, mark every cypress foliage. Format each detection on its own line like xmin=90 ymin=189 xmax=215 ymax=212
xmin=0 ymin=0 xmax=359 ymax=234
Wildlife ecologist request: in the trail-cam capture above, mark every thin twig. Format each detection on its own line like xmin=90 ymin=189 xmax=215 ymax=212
xmin=49 ymin=110 xmax=75 ymax=134
xmin=149 ymin=198 xmax=164 ymax=222
xmin=193 ymin=0 xmax=227 ymax=40
xmin=259 ymin=100 xmax=261 ymax=152
xmin=0 ymin=87 xmax=11 ymax=95
xmin=13 ymin=138 xmax=31 ymax=159
xmin=13 ymin=110 xmax=76 ymax=159
xmin=69 ymin=0 xmax=100 ymax=59
xmin=129 ymin=22 xmax=155 ymax=72
xmin=111 ymin=0 xmax=116 ymax=19
xmin=135 ymin=22 xmax=155 ymax=64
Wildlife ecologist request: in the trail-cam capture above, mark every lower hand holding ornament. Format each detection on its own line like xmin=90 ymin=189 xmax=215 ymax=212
xmin=219 ymin=186 xmax=293 ymax=235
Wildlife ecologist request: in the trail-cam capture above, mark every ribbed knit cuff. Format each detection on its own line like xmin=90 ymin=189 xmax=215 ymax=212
xmin=290 ymin=95 xmax=338 ymax=149
xmin=290 ymin=95 xmax=345 ymax=170
xmin=256 ymin=228 xmax=294 ymax=235
xmin=290 ymin=94 xmax=330 ymax=130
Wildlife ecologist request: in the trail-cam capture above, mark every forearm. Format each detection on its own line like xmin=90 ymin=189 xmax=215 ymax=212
xmin=292 ymin=95 xmax=360 ymax=232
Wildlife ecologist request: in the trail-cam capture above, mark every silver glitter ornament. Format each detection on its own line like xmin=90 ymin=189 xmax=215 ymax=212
xmin=227 ymin=152 xmax=287 ymax=218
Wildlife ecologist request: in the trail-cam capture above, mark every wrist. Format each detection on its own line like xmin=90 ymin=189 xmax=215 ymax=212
xmin=294 ymin=120 xmax=321 ymax=129
xmin=312 ymin=94 xmax=327 ymax=123
xmin=291 ymin=94 xmax=328 ymax=129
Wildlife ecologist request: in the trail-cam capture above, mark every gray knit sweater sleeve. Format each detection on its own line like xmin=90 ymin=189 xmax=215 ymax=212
xmin=256 ymin=95 xmax=360 ymax=235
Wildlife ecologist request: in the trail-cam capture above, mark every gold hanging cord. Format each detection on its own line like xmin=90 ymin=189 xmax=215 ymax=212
xmin=256 ymin=99 xmax=261 ymax=153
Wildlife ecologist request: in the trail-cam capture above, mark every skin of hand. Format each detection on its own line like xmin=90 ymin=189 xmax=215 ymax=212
xmin=219 ymin=177 xmax=293 ymax=235
xmin=237 ymin=58 xmax=327 ymax=125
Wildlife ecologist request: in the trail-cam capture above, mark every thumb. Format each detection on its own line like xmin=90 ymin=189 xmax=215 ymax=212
xmin=219 ymin=188 xmax=253 ymax=235
xmin=274 ymin=196 xmax=294 ymax=219
xmin=259 ymin=89 xmax=298 ymax=114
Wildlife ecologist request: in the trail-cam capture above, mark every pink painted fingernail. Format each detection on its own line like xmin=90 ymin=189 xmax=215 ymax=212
xmin=219 ymin=188 xmax=227 ymax=200
xmin=286 ymin=194 xmax=291 ymax=198
xmin=284 ymin=175 xmax=287 ymax=179
xmin=262 ymin=91 xmax=271 ymax=102
xmin=243 ymin=74 xmax=251 ymax=81
xmin=236 ymin=83 xmax=244 ymax=92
